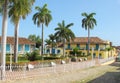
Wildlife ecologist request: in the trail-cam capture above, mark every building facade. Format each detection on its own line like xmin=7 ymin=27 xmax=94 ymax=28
xmin=46 ymin=37 xmax=117 ymax=59
xmin=0 ymin=37 xmax=35 ymax=55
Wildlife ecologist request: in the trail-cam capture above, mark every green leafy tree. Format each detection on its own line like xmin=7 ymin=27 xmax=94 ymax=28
xmin=26 ymin=50 xmax=40 ymax=61
xmin=9 ymin=0 xmax=35 ymax=63
xmin=73 ymin=47 xmax=79 ymax=56
xmin=55 ymin=20 xmax=75 ymax=57
xmin=81 ymin=12 xmax=97 ymax=56
xmin=28 ymin=34 xmax=42 ymax=48
xmin=32 ymin=4 xmax=52 ymax=55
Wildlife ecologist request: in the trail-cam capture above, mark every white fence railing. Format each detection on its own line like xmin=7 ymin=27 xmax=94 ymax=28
xmin=0 ymin=57 xmax=115 ymax=80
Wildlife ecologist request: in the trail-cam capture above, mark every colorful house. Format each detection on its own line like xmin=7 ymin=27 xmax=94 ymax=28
xmin=46 ymin=37 xmax=116 ymax=59
xmin=0 ymin=37 xmax=35 ymax=54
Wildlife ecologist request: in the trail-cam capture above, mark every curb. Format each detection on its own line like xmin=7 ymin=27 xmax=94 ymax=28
xmin=101 ymin=60 xmax=115 ymax=65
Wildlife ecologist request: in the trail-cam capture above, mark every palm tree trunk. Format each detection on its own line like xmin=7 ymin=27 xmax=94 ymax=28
xmin=63 ymin=39 xmax=65 ymax=57
xmin=88 ymin=28 xmax=90 ymax=56
xmin=51 ymin=40 xmax=53 ymax=55
xmin=41 ymin=24 xmax=44 ymax=55
xmin=14 ymin=21 xmax=19 ymax=63
xmin=1 ymin=0 xmax=8 ymax=80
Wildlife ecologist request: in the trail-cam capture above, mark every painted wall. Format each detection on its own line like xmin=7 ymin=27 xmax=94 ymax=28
xmin=0 ymin=44 xmax=35 ymax=54
xmin=58 ymin=43 xmax=116 ymax=59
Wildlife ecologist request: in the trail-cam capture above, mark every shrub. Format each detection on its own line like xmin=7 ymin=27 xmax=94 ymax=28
xmin=26 ymin=50 xmax=40 ymax=61
xmin=71 ymin=57 xmax=77 ymax=62
xmin=43 ymin=56 xmax=61 ymax=60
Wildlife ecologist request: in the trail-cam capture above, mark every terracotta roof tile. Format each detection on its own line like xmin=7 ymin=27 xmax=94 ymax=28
xmin=69 ymin=37 xmax=109 ymax=44
xmin=0 ymin=36 xmax=35 ymax=45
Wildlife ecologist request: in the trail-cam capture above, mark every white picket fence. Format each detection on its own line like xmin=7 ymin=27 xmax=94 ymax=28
xmin=0 ymin=57 xmax=115 ymax=80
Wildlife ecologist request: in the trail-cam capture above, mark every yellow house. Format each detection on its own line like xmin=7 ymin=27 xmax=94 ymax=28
xmin=58 ymin=37 xmax=116 ymax=59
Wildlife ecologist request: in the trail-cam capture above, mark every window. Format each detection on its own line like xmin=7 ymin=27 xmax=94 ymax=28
xmin=52 ymin=49 xmax=55 ymax=54
xmin=6 ymin=44 xmax=10 ymax=52
xmin=57 ymin=50 xmax=60 ymax=53
xmin=96 ymin=44 xmax=99 ymax=50
xmin=67 ymin=44 xmax=71 ymax=49
xmin=86 ymin=44 xmax=88 ymax=50
xmin=18 ymin=44 xmax=22 ymax=52
xmin=25 ymin=44 xmax=30 ymax=52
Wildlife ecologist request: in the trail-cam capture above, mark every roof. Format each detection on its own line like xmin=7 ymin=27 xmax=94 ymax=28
xmin=68 ymin=37 xmax=109 ymax=44
xmin=0 ymin=36 xmax=35 ymax=45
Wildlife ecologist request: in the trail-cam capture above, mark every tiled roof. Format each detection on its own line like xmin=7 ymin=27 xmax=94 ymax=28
xmin=0 ymin=36 xmax=35 ymax=45
xmin=68 ymin=37 xmax=109 ymax=44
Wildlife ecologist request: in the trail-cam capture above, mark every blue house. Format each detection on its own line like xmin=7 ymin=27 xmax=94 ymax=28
xmin=0 ymin=37 xmax=35 ymax=54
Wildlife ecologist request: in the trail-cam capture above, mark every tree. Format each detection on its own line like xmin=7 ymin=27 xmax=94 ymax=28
xmin=73 ymin=47 xmax=79 ymax=56
xmin=55 ymin=20 xmax=75 ymax=57
xmin=0 ymin=0 xmax=9 ymax=80
xmin=32 ymin=4 xmax=52 ymax=55
xmin=45 ymin=39 xmax=52 ymax=54
xmin=81 ymin=12 xmax=97 ymax=56
xmin=49 ymin=34 xmax=56 ymax=55
xmin=9 ymin=0 xmax=35 ymax=63
xmin=28 ymin=34 xmax=42 ymax=48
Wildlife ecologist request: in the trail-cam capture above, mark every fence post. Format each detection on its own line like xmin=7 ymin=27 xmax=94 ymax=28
xmin=23 ymin=64 xmax=26 ymax=78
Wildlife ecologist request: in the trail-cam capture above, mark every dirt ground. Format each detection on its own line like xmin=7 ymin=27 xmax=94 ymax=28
xmin=0 ymin=61 xmax=120 ymax=83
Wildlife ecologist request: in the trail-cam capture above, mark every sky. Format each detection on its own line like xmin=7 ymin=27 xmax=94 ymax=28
xmin=0 ymin=0 xmax=120 ymax=46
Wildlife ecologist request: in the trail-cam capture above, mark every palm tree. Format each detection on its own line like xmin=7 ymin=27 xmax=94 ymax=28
xmin=9 ymin=0 xmax=35 ymax=63
xmin=0 ymin=0 xmax=9 ymax=80
xmin=55 ymin=20 xmax=75 ymax=57
xmin=28 ymin=34 xmax=42 ymax=48
xmin=81 ymin=12 xmax=97 ymax=56
xmin=32 ymin=4 xmax=52 ymax=55
xmin=45 ymin=39 xmax=52 ymax=54
xmin=49 ymin=34 xmax=56 ymax=55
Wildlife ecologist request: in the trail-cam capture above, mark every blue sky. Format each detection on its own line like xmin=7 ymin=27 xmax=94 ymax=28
xmin=0 ymin=0 xmax=120 ymax=46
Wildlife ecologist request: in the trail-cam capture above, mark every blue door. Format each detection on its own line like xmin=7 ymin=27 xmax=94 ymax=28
xmin=96 ymin=44 xmax=99 ymax=50
xmin=52 ymin=49 xmax=55 ymax=54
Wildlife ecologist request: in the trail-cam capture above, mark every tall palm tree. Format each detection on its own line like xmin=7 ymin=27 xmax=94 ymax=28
xmin=55 ymin=20 xmax=75 ymax=57
xmin=81 ymin=12 xmax=97 ymax=56
xmin=45 ymin=39 xmax=52 ymax=54
xmin=9 ymin=0 xmax=35 ymax=63
xmin=49 ymin=34 xmax=56 ymax=55
xmin=32 ymin=4 xmax=52 ymax=55
xmin=28 ymin=34 xmax=42 ymax=48
xmin=0 ymin=0 xmax=9 ymax=80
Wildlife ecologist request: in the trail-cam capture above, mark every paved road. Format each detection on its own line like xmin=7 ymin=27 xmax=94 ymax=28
xmin=0 ymin=61 xmax=120 ymax=83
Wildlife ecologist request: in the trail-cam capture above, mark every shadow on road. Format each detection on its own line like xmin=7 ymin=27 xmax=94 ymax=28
xmin=87 ymin=62 xmax=120 ymax=83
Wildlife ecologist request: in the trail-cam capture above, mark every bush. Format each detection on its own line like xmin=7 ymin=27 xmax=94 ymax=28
xmin=71 ymin=57 xmax=77 ymax=62
xmin=43 ymin=56 xmax=61 ymax=60
xmin=26 ymin=50 xmax=40 ymax=61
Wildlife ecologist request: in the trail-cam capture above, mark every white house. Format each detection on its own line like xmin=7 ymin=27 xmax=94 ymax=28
xmin=0 ymin=36 xmax=35 ymax=54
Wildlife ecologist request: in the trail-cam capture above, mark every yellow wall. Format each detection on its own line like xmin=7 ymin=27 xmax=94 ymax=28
xmin=61 ymin=43 xmax=116 ymax=59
